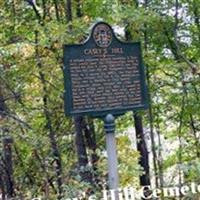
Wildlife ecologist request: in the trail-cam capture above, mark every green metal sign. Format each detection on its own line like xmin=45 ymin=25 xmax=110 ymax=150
xmin=63 ymin=22 xmax=148 ymax=117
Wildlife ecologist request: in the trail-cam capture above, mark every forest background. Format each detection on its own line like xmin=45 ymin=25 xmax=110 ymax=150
xmin=0 ymin=0 xmax=200 ymax=199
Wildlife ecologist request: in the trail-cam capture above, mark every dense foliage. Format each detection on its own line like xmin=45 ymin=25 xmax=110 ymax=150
xmin=0 ymin=0 xmax=199 ymax=199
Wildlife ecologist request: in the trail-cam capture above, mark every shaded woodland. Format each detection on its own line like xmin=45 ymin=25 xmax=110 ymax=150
xmin=0 ymin=0 xmax=200 ymax=199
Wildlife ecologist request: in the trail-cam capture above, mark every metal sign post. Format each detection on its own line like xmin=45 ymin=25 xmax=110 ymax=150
xmin=104 ymin=114 xmax=119 ymax=191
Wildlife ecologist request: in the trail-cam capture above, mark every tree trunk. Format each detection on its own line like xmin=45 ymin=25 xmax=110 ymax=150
xmin=83 ymin=117 xmax=101 ymax=187
xmin=74 ymin=116 xmax=93 ymax=183
xmin=124 ymin=10 xmax=151 ymax=187
xmin=35 ymin=31 xmax=63 ymax=199
xmin=133 ymin=113 xmax=150 ymax=186
xmin=2 ymin=137 xmax=14 ymax=198
xmin=0 ymin=171 xmax=5 ymax=200
xmin=0 ymin=82 xmax=13 ymax=199
xmin=0 ymin=86 xmax=7 ymax=118
xmin=76 ymin=0 xmax=83 ymax=18
xmin=53 ymin=0 xmax=60 ymax=21
xmin=66 ymin=0 xmax=72 ymax=22
xmin=192 ymin=0 xmax=200 ymax=43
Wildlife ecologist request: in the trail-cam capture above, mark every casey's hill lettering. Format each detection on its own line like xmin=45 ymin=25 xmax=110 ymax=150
xmin=63 ymin=22 xmax=148 ymax=116
xmin=84 ymin=48 xmax=123 ymax=56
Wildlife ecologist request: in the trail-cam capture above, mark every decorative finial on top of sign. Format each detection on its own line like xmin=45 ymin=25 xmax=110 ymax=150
xmin=105 ymin=114 xmax=115 ymax=124
xmin=93 ymin=22 xmax=113 ymax=48
xmin=104 ymin=114 xmax=115 ymax=134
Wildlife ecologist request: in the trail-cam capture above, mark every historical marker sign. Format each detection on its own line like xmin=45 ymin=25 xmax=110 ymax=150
xmin=63 ymin=22 xmax=148 ymax=116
